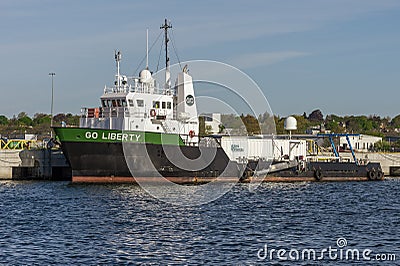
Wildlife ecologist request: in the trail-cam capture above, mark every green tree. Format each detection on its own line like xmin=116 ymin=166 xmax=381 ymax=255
xmin=391 ymin=115 xmax=400 ymax=128
xmin=308 ymin=109 xmax=324 ymax=122
xmin=325 ymin=120 xmax=344 ymax=133
xmin=17 ymin=112 xmax=28 ymax=120
xmin=33 ymin=113 xmax=51 ymax=125
xmin=0 ymin=115 xmax=8 ymax=125
xmin=240 ymin=114 xmax=261 ymax=135
xmin=221 ymin=114 xmax=243 ymax=129
xmin=17 ymin=112 xmax=33 ymax=126
xmin=374 ymin=140 xmax=390 ymax=151
xmin=274 ymin=116 xmax=285 ymax=134
xmin=394 ymin=140 xmax=400 ymax=148
xmin=53 ymin=113 xmax=67 ymax=123
xmin=66 ymin=113 xmax=80 ymax=126
xmin=360 ymin=116 xmax=373 ymax=131
xmin=292 ymin=115 xmax=310 ymax=133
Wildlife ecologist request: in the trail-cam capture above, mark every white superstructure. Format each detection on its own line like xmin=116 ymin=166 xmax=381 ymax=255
xmin=80 ymin=20 xmax=199 ymax=145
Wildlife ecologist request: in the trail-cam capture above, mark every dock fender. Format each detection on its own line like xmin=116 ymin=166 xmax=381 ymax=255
xmin=376 ymin=170 xmax=384 ymax=180
xmin=368 ymin=168 xmax=377 ymax=180
xmin=314 ymin=169 xmax=323 ymax=181
xmin=240 ymin=169 xmax=253 ymax=182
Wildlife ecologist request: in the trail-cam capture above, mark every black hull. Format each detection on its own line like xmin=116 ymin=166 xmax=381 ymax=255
xmin=247 ymin=160 xmax=384 ymax=182
xmin=60 ymin=141 xmax=384 ymax=183
xmin=61 ymin=141 xmax=241 ymax=183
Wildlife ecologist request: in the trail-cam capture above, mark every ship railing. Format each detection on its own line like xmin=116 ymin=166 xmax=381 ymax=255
xmin=0 ymin=138 xmax=37 ymax=150
xmin=103 ymin=86 xmax=131 ymax=94
xmin=130 ymin=81 xmax=175 ymax=95
xmin=307 ymin=155 xmax=353 ymax=163
xmin=81 ymin=107 xmax=128 ymax=118
xmin=103 ymin=80 xmax=176 ymax=96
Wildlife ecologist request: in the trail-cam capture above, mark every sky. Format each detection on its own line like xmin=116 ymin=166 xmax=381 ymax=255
xmin=1 ymin=0 xmax=400 ymax=119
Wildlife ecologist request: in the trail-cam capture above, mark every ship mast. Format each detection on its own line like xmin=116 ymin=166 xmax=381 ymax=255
xmin=146 ymin=29 xmax=149 ymax=70
xmin=115 ymin=50 xmax=122 ymax=92
xmin=160 ymin=18 xmax=172 ymax=90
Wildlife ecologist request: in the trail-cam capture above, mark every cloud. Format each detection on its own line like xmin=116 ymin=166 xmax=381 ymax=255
xmin=228 ymin=51 xmax=310 ymax=69
xmin=1 ymin=0 xmax=399 ymax=117
xmin=166 ymin=0 xmax=400 ymax=49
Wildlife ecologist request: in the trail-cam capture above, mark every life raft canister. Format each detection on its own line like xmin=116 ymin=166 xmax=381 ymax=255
xmin=189 ymin=130 xmax=195 ymax=138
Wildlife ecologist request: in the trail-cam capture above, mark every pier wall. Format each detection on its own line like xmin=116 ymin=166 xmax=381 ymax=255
xmin=0 ymin=149 xmax=71 ymax=180
xmin=0 ymin=150 xmax=22 ymax=179
xmin=318 ymin=151 xmax=400 ymax=175
xmin=356 ymin=152 xmax=400 ymax=175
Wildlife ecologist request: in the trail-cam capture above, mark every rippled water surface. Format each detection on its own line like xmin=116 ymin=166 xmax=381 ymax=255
xmin=0 ymin=179 xmax=399 ymax=265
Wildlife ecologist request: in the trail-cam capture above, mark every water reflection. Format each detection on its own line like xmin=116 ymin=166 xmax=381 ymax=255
xmin=0 ymin=180 xmax=398 ymax=264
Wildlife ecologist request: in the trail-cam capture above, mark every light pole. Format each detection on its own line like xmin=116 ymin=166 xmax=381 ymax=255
xmin=49 ymin=72 xmax=55 ymax=138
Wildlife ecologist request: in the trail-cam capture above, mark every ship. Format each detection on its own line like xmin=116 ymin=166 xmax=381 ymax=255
xmin=54 ymin=19 xmax=384 ymax=183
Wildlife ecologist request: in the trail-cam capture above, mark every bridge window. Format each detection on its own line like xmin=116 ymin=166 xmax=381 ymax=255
xmin=162 ymin=101 xmax=166 ymax=109
xmin=128 ymin=99 xmax=134 ymax=107
xmin=137 ymin=99 xmax=144 ymax=107
xmin=153 ymin=101 xmax=160 ymax=109
xmin=121 ymin=99 xmax=127 ymax=107
xmin=167 ymin=102 xmax=172 ymax=109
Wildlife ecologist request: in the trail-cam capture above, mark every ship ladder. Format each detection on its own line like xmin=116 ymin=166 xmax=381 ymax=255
xmin=161 ymin=122 xmax=172 ymax=133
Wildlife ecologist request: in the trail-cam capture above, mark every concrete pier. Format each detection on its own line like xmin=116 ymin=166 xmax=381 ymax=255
xmin=0 ymin=149 xmax=71 ymax=180
xmin=0 ymin=150 xmax=22 ymax=178
xmin=355 ymin=152 xmax=400 ymax=175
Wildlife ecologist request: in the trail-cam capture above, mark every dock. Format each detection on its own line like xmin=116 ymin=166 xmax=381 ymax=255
xmin=0 ymin=138 xmax=71 ymax=180
xmin=356 ymin=152 xmax=400 ymax=176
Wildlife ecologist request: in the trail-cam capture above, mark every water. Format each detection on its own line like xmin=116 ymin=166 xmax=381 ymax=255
xmin=0 ymin=179 xmax=399 ymax=265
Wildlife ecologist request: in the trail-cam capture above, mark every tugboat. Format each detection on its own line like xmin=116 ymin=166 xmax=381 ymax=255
xmin=54 ymin=19 xmax=384 ymax=183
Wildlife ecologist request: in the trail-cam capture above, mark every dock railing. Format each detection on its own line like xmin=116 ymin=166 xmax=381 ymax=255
xmin=0 ymin=139 xmax=36 ymax=150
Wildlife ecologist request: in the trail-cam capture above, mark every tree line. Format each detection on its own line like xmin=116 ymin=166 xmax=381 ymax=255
xmin=2 ymin=109 xmax=400 ymax=144
xmin=214 ymin=110 xmax=400 ymax=150
xmin=217 ymin=109 xmax=400 ymax=137
xmin=0 ymin=112 xmax=80 ymax=139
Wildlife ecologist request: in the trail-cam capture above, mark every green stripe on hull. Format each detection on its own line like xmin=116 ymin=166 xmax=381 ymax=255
xmin=53 ymin=127 xmax=184 ymax=146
